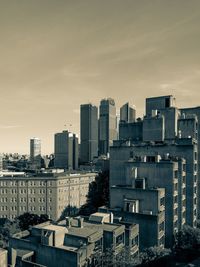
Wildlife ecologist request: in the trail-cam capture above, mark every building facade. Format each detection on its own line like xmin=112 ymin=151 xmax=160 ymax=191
xmin=99 ymin=98 xmax=117 ymax=156
xmin=120 ymin=102 xmax=136 ymax=123
xmin=30 ymin=137 xmax=41 ymax=169
xmin=8 ymin=212 xmax=139 ymax=267
xmin=109 ymin=95 xmax=199 ymax=248
xmin=80 ymin=104 xmax=98 ymax=164
xmin=0 ymin=172 xmax=96 ymax=221
xmin=54 ymin=131 xmax=78 ymax=170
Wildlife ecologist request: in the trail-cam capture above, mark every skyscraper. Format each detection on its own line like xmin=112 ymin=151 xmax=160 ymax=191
xmin=99 ymin=98 xmax=117 ymax=156
xmin=54 ymin=131 xmax=78 ymax=170
xmin=30 ymin=137 xmax=41 ymax=169
xmin=80 ymin=104 xmax=98 ymax=164
xmin=120 ymin=102 xmax=136 ymax=123
xmin=0 ymin=153 xmax=3 ymax=171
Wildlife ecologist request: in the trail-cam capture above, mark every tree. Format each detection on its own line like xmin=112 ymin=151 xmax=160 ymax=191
xmin=139 ymin=246 xmax=171 ymax=264
xmin=0 ymin=220 xmax=20 ymax=248
xmin=79 ymin=170 xmax=109 ymax=216
xmin=174 ymin=225 xmax=200 ymax=250
xmin=17 ymin=213 xmax=49 ymax=230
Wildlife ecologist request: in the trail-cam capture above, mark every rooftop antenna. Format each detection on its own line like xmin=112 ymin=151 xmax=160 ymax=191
xmin=64 ymin=123 xmax=73 ymax=132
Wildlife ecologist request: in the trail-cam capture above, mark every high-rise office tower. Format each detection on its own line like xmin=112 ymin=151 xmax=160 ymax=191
xmin=120 ymin=102 xmax=136 ymax=123
xmin=54 ymin=131 xmax=78 ymax=170
xmin=99 ymin=98 xmax=117 ymax=156
xmin=80 ymin=104 xmax=98 ymax=164
xmin=30 ymin=137 xmax=41 ymax=169
xmin=0 ymin=154 xmax=2 ymax=171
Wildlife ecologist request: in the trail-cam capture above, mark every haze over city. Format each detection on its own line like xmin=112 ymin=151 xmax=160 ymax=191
xmin=1 ymin=0 xmax=200 ymax=154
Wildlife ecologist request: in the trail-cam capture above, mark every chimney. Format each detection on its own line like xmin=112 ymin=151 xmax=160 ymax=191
xmin=76 ymin=216 xmax=84 ymax=228
xmin=65 ymin=217 xmax=72 ymax=228
xmin=110 ymin=212 xmax=114 ymax=224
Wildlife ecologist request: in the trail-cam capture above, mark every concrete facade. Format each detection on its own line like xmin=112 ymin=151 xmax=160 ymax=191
xmin=110 ymin=185 xmax=165 ymax=250
xmin=110 ymin=95 xmax=199 ymax=248
xmin=123 ymin=157 xmax=186 ymax=247
xmin=8 ymin=212 xmax=139 ymax=267
xmin=0 ymin=249 xmax=7 ymax=267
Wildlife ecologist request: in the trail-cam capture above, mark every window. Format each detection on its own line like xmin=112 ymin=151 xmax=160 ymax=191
xmin=159 ymin=221 xmax=164 ymax=232
xmin=116 ymin=234 xmax=124 ymax=247
xmin=160 ymin=197 xmax=165 ymax=207
xmin=174 ymin=170 xmax=178 ymax=179
xmin=165 ymin=97 xmax=170 ymax=108
xmin=132 ymin=236 xmax=139 ymax=246
xmin=124 ymin=200 xmax=139 ymax=213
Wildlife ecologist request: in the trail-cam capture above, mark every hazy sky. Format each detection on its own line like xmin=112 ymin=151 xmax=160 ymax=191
xmin=1 ymin=0 xmax=200 ymax=154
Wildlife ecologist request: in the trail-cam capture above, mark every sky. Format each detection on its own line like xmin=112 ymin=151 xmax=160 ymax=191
xmin=1 ymin=0 xmax=200 ymax=154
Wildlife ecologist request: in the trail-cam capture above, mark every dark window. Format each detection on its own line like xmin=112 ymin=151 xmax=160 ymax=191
xmin=126 ymin=203 xmax=130 ymax=212
xmin=116 ymin=234 xmax=124 ymax=247
xmin=132 ymin=236 xmax=139 ymax=246
xmin=165 ymin=97 xmax=170 ymax=108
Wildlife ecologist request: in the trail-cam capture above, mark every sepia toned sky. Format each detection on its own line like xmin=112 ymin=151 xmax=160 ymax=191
xmin=1 ymin=0 xmax=200 ymax=154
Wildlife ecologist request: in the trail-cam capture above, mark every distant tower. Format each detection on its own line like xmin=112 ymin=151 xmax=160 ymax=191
xmin=99 ymin=98 xmax=117 ymax=156
xmin=54 ymin=131 xmax=78 ymax=170
xmin=80 ymin=104 xmax=98 ymax=164
xmin=30 ymin=137 xmax=41 ymax=169
xmin=120 ymin=102 xmax=136 ymax=123
xmin=0 ymin=154 xmax=3 ymax=171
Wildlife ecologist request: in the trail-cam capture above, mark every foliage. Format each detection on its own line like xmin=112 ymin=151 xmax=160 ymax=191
xmin=0 ymin=220 xmax=20 ymax=248
xmin=139 ymin=246 xmax=171 ymax=264
xmin=59 ymin=205 xmax=79 ymax=221
xmin=17 ymin=213 xmax=49 ymax=230
xmin=0 ymin=213 xmax=49 ymax=248
xmin=174 ymin=225 xmax=200 ymax=250
xmin=79 ymin=170 xmax=109 ymax=216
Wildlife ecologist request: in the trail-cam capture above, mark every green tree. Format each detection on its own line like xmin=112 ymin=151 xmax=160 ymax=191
xmin=17 ymin=213 xmax=49 ymax=230
xmin=0 ymin=220 xmax=20 ymax=248
xmin=79 ymin=170 xmax=109 ymax=216
xmin=174 ymin=225 xmax=200 ymax=250
xmin=139 ymin=246 xmax=171 ymax=264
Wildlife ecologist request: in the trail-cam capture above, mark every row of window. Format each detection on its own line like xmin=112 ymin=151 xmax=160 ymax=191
xmin=0 ymin=206 xmax=52 ymax=212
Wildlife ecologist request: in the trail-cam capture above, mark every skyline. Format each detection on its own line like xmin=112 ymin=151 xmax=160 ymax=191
xmin=1 ymin=0 xmax=200 ymax=153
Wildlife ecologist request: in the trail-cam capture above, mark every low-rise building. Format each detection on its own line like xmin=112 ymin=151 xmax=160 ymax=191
xmin=0 ymin=172 xmax=96 ymax=221
xmin=8 ymin=212 xmax=139 ymax=267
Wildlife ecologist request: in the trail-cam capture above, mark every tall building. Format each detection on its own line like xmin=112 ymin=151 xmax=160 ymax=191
xmin=80 ymin=104 xmax=98 ymax=164
xmin=99 ymin=98 xmax=117 ymax=156
xmin=0 ymin=154 xmax=3 ymax=171
xmin=30 ymin=137 xmax=41 ymax=169
xmin=120 ymin=102 xmax=136 ymax=123
xmin=54 ymin=131 xmax=78 ymax=170
xmin=109 ymin=95 xmax=199 ymax=248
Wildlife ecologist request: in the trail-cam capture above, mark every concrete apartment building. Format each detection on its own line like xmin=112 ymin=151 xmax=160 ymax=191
xmin=120 ymin=156 xmax=186 ymax=247
xmin=110 ymin=95 xmax=198 ymax=248
xmin=99 ymin=98 xmax=117 ymax=156
xmin=0 ymin=249 xmax=7 ymax=267
xmin=109 ymin=179 xmax=165 ymax=250
xmin=8 ymin=212 xmax=139 ymax=267
xmin=0 ymin=172 xmax=96 ymax=221
xmin=80 ymin=104 xmax=98 ymax=164
xmin=54 ymin=131 xmax=78 ymax=170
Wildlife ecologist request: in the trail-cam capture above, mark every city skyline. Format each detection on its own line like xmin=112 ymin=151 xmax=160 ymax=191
xmin=1 ymin=0 xmax=200 ymax=153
